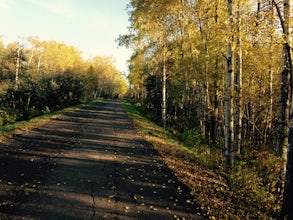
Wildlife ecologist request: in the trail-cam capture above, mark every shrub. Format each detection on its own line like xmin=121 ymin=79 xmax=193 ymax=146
xmin=0 ymin=109 xmax=17 ymax=126
xmin=228 ymin=156 xmax=281 ymax=218
xmin=180 ymin=129 xmax=208 ymax=148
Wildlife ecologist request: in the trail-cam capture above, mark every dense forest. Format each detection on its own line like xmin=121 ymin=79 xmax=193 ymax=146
xmin=118 ymin=0 xmax=293 ymax=218
xmin=0 ymin=37 xmax=128 ymax=125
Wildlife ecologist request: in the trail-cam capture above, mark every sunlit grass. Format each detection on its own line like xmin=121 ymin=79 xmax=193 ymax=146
xmin=0 ymin=103 xmax=89 ymax=141
xmin=122 ymin=99 xmax=223 ymax=168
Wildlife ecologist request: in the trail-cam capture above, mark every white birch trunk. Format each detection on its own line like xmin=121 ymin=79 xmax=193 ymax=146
xmin=267 ymin=3 xmax=275 ymax=135
xmin=235 ymin=1 xmax=242 ymax=155
xmin=281 ymin=0 xmax=293 ymax=218
xmin=15 ymin=42 xmax=21 ymax=88
xmin=162 ymin=46 xmax=167 ymax=129
xmin=225 ymin=0 xmax=234 ymax=168
xmin=37 ymin=53 xmax=43 ymax=74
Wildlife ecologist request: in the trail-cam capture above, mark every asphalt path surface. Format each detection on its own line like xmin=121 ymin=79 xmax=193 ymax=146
xmin=0 ymin=100 xmax=204 ymax=219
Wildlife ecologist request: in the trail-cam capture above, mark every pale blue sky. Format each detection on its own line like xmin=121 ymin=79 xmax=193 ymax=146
xmin=0 ymin=0 xmax=132 ymax=73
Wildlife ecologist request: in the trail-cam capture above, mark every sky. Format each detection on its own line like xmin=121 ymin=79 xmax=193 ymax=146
xmin=0 ymin=0 xmax=132 ymax=74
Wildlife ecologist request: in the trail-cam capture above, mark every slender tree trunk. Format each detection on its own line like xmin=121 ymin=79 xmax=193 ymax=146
xmin=282 ymin=110 xmax=293 ymax=219
xmin=266 ymin=5 xmax=275 ymax=142
xmin=15 ymin=42 xmax=21 ymax=89
xmin=277 ymin=49 xmax=290 ymax=157
xmin=211 ymin=73 xmax=219 ymax=144
xmin=281 ymin=44 xmax=293 ymax=217
xmin=181 ymin=31 xmax=189 ymax=125
xmin=275 ymin=2 xmax=292 ymax=161
xmin=225 ymin=0 xmax=234 ymax=169
xmin=203 ymin=44 xmax=210 ymax=137
xmin=195 ymin=82 xmax=201 ymax=130
xmin=211 ymin=0 xmax=220 ymax=144
xmin=37 ymin=53 xmax=43 ymax=74
xmin=26 ymin=94 xmax=32 ymax=112
xmin=266 ymin=63 xmax=273 ymax=137
xmin=235 ymin=1 xmax=242 ymax=155
xmin=269 ymin=67 xmax=274 ymax=132
xmin=204 ymin=80 xmax=210 ymax=137
xmin=280 ymin=0 xmax=293 ymax=218
xmin=162 ymin=45 xmax=167 ymax=129
xmin=98 ymin=87 xmax=104 ymax=98
xmin=27 ymin=48 xmax=34 ymax=68
xmin=179 ymin=0 xmax=189 ymax=125
xmin=273 ymin=0 xmax=291 ymax=158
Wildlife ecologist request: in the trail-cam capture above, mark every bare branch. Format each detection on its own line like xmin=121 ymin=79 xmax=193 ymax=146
xmin=272 ymin=0 xmax=286 ymax=34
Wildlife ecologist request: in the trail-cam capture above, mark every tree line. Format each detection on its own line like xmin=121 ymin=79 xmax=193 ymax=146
xmin=118 ymin=0 xmax=293 ymax=218
xmin=0 ymin=37 xmax=128 ymax=125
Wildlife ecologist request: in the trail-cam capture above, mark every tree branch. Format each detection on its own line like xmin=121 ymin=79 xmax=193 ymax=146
xmin=272 ymin=0 xmax=286 ymax=34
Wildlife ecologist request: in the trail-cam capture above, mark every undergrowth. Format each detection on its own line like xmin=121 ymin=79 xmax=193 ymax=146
xmin=122 ymin=99 xmax=282 ymax=219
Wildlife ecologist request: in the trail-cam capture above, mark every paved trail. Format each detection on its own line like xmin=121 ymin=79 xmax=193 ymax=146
xmin=0 ymin=100 xmax=203 ymax=219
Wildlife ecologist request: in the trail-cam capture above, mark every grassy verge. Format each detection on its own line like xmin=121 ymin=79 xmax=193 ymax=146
xmin=0 ymin=103 xmax=89 ymax=142
xmin=122 ymin=99 xmax=282 ymax=219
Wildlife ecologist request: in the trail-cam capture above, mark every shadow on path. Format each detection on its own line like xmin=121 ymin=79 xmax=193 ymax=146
xmin=0 ymin=100 xmax=204 ymax=219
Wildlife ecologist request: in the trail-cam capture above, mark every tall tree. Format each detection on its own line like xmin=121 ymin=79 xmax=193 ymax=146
xmin=278 ymin=0 xmax=293 ymax=218
xmin=15 ymin=41 xmax=21 ymax=88
xmin=225 ymin=0 xmax=235 ymax=168
xmin=126 ymin=0 xmax=179 ymax=127
xmin=274 ymin=0 xmax=292 ymax=159
xmin=162 ymin=44 xmax=167 ymax=128
xmin=234 ymin=0 xmax=243 ymax=154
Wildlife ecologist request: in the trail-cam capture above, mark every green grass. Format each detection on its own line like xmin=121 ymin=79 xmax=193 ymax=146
xmin=122 ymin=99 xmax=224 ymax=168
xmin=0 ymin=103 xmax=89 ymax=140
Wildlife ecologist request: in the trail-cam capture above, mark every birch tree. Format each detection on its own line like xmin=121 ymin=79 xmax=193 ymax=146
xmin=15 ymin=41 xmax=21 ymax=88
xmin=235 ymin=0 xmax=243 ymax=154
xmin=125 ymin=0 xmax=179 ymax=127
xmin=279 ymin=0 xmax=293 ymax=218
xmin=274 ymin=0 xmax=292 ymax=160
xmin=225 ymin=0 xmax=235 ymax=168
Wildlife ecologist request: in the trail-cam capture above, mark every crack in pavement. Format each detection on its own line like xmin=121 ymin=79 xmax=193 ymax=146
xmin=90 ymin=182 xmax=96 ymax=220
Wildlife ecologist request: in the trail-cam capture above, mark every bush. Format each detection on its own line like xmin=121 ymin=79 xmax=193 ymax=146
xmin=180 ymin=129 xmax=208 ymax=148
xmin=0 ymin=109 xmax=17 ymax=126
xmin=228 ymin=154 xmax=282 ymax=218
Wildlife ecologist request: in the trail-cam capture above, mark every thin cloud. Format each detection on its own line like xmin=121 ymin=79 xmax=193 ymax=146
xmin=24 ymin=0 xmax=76 ymax=18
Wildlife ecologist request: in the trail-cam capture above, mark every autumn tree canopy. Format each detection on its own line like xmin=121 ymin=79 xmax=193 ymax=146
xmin=0 ymin=37 xmax=128 ymax=125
